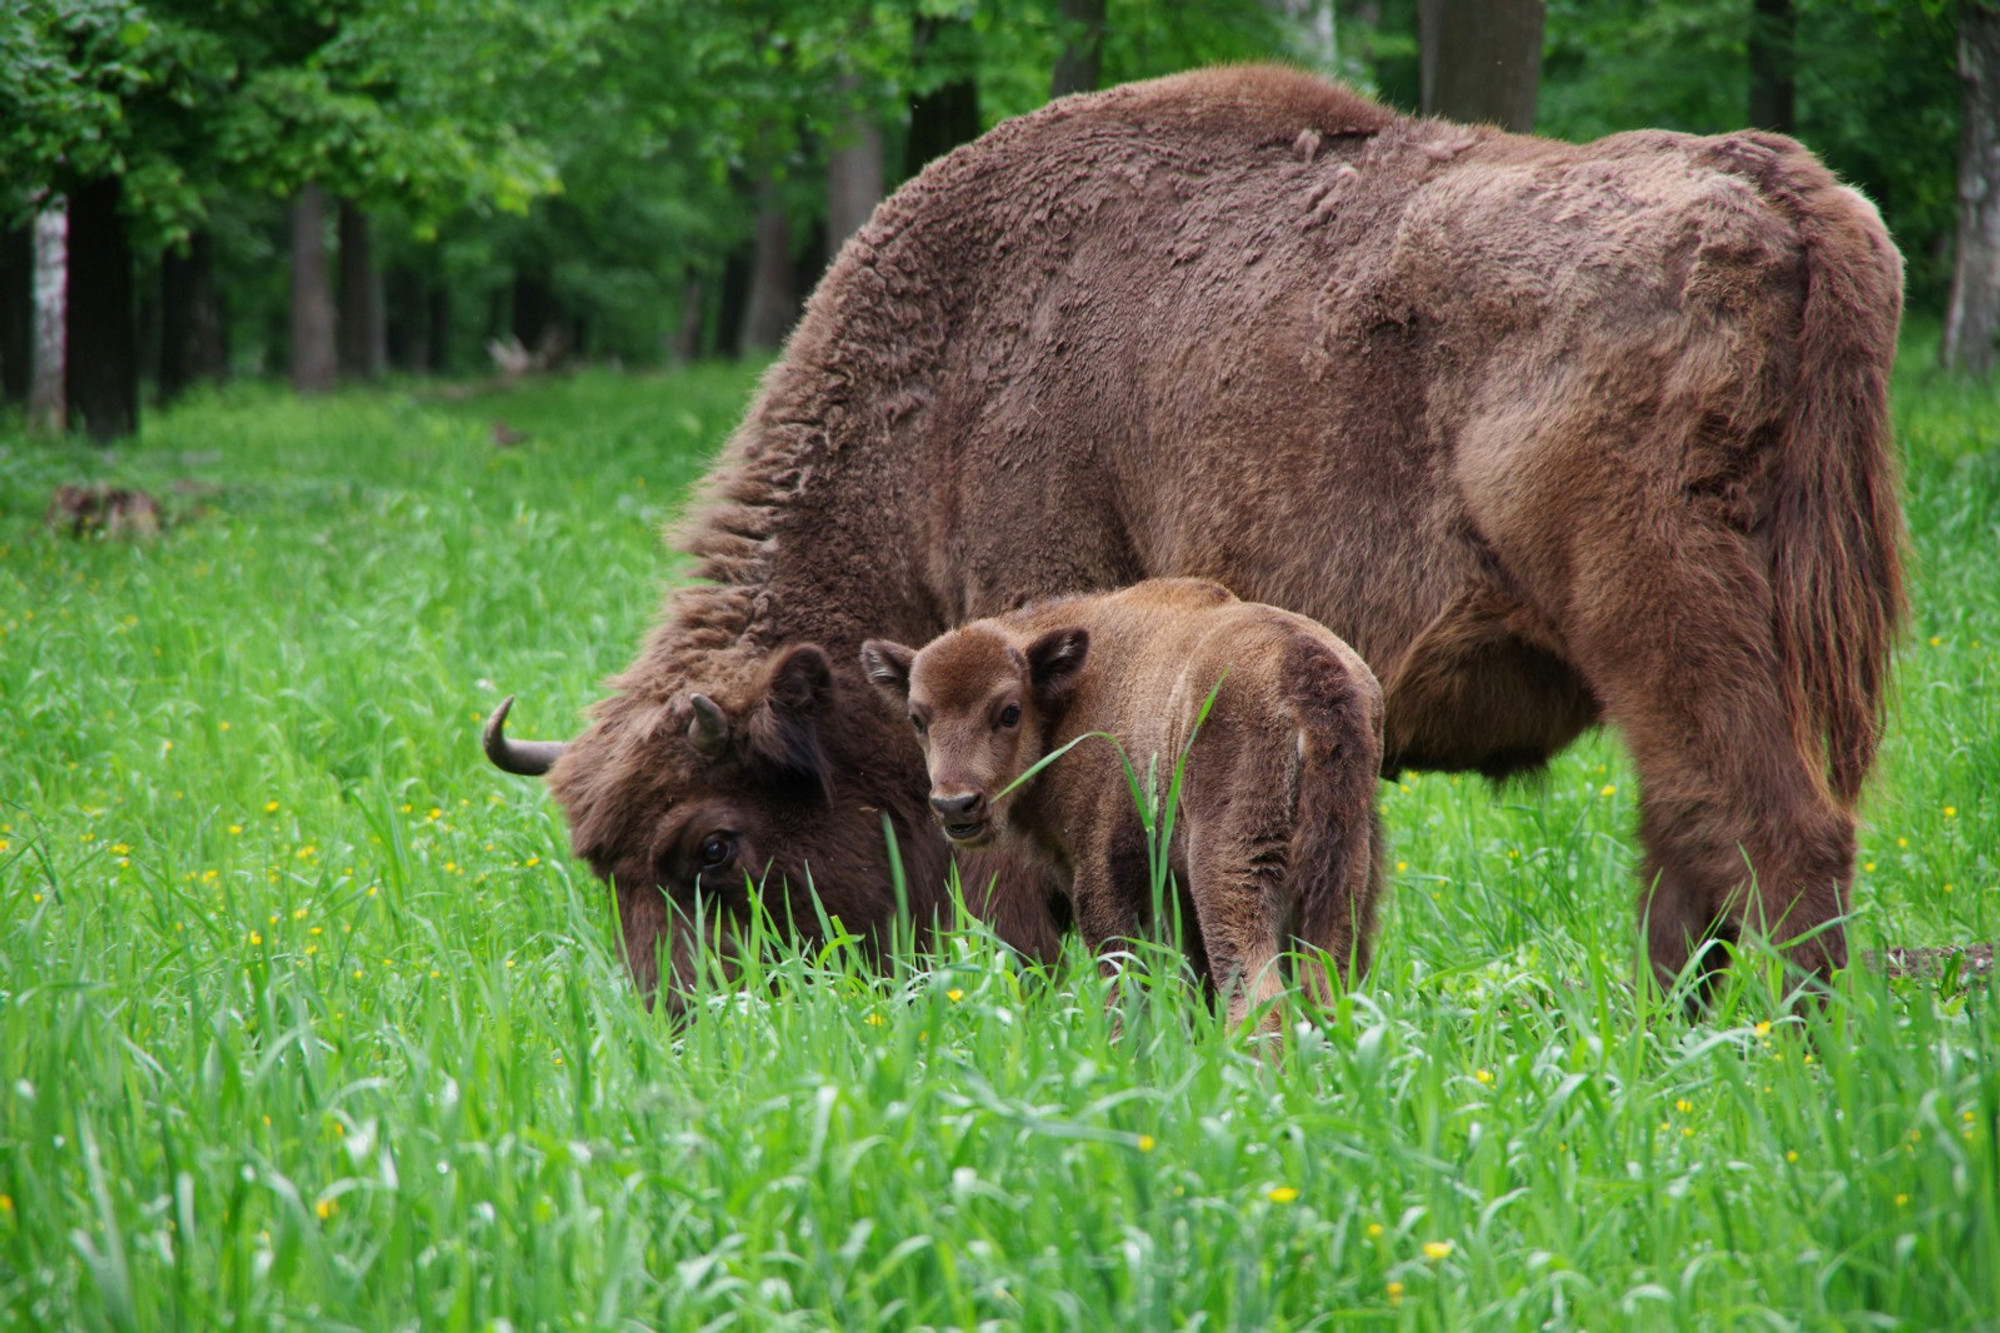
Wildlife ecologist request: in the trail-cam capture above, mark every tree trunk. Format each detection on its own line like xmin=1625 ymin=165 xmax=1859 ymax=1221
xmin=290 ymin=183 xmax=337 ymax=393
xmin=426 ymin=284 xmax=451 ymax=375
xmin=1748 ymin=0 xmax=1796 ymax=133
xmin=511 ymin=266 xmax=559 ymax=356
xmin=2 ymin=224 xmax=32 ymax=407
xmin=1051 ymin=0 xmax=1107 ymax=98
xmin=1945 ymin=0 xmax=2000 ymax=375
xmin=906 ymin=13 xmax=981 ymax=176
xmin=715 ymin=245 xmax=751 ymax=357
xmin=65 ymin=176 xmax=139 ymax=442
xmin=738 ymin=181 xmax=797 ymax=355
xmin=384 ymin=263 xmax=426 ymax=372
xmin=1418 ymin=0 xmax=1544 ymax=132
xmin=827 ymin=76 xmax=886 ymax=262
xmin=160 ymin=230 xmax=227 ymax=405
xmin=29 ymin=204 xmax=65 ymax=432
xmin=337 ymin=200 xmax=383 ymax=381
xmin=670 ymin=278 xmax=705 ymax=365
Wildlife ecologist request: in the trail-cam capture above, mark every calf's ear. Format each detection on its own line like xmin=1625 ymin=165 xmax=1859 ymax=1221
xmin=749 ymin=644 xmax=835 ymax=791
xmin=1026 ymin=626 xmax=1090 ymax=706
xmin=859 ymin=640 xmax=917 ymax=699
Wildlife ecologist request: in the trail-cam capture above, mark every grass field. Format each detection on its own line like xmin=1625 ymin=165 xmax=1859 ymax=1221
xmin=1 ymin=336 xmax=1996 ymax=1330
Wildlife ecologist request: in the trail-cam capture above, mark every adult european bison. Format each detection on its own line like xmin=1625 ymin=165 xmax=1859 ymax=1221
xmin=486 ymin=65 xmax=1904 ymax=1006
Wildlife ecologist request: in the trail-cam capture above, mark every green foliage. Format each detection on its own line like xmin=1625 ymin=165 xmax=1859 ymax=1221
xmin=0 ymin=344 xmax=1996 ymax=1325
xmin=0 ymin=0 xmax=563 ymax=243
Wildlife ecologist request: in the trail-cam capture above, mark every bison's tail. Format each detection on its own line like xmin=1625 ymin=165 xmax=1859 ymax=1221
xmin=1744 ymin=139 xmax=1906 ymax=806
xmin=1283 ymin=636 xmax=1386 ymax=998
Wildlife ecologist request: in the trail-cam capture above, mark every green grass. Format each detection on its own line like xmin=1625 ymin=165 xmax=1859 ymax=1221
xmin=0 ymin=338 xmax=1996 ymax=1330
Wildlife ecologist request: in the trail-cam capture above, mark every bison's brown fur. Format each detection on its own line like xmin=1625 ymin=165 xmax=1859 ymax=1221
xmin=862 ymin=579 xmax=1385 ymax=1032
xmin=497 ymin=66 xmax=1904 ymax=1003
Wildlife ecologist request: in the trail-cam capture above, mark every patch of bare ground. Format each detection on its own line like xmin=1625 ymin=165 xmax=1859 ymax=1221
xmin=1865 ymin=944 xmax=1995 ymax=987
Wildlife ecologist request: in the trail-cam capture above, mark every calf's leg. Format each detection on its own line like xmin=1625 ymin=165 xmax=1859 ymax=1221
xmin=1181 ymin=807 xmax=1292 ymax=1036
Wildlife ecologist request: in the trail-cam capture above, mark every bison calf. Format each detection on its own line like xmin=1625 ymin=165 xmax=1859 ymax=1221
xmin=861 ymin=578 xmax=1385 ymax=1033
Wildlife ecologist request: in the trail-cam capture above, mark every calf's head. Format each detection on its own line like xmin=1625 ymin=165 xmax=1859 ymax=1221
xmin=860 ymin=624 xmax=1090 ymax=847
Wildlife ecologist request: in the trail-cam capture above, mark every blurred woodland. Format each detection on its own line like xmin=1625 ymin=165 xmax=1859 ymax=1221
xmin=1 ymin=0 xmax=1993 ymax=443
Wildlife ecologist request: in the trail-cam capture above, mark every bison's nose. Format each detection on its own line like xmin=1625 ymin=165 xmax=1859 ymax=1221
xmin=931 ymin=791 xmax=985 ymax=819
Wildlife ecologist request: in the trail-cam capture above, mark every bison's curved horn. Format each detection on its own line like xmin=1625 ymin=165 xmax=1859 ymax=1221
xmin=483 ymin=695 xmax=566 ymax=776
xmin=687 ymin=693 xmax=730 ymax=758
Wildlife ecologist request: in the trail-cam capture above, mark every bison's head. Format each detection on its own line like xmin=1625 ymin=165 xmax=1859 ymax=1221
xmin=860 ymin=624 xmax=1090 ymax=849
xmin=486 ymin=643 xmax=941 ymax=1009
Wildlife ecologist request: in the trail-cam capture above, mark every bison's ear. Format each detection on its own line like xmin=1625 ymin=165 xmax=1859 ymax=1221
xmin=1026 ymin=626 xmax=1090 ymax=706
xmin=748 ymin=643 xmax=835 ymax=790
xmin=859 ymin=640 xmax=916 ymax=699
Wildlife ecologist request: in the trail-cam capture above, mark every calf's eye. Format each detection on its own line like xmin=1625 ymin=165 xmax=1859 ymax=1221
xmin=699 ymin=834 xmax=732 ymax=868
xmin=911 ymin=714 xmax=926 ymax=735
xmin=998 ymin=704 xmax=1021 ymax=728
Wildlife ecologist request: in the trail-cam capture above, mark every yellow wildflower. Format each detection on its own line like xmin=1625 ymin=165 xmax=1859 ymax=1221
xmin=1137 ymin=1135 xmax=1156 ymax=1152
xmin=1266 ymin=1187 xmax=1299 ymax=1204
xmin=1423 ymin=1241 xmax=1454 ymax=1261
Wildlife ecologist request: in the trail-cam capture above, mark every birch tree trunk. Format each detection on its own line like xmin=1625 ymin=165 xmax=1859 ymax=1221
xmin=30 ymin=202 xmax=67 ymax=432
xmin=1944 ymin=0 xmax=2000 ymax=375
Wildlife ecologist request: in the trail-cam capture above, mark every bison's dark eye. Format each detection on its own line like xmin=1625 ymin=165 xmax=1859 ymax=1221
xmin=698 ymin=834 xmax=732 ymax=869
xmin=911 ymin=714 xmax=927 ymax=735
xmin=998 ymin=704 xmax=1021 ymax=728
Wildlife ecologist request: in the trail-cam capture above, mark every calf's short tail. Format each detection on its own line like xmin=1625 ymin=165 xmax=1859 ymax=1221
xmin=1281 ymin=636 xmax=1386 ymax=1000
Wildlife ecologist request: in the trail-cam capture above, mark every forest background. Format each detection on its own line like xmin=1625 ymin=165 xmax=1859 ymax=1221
xmin=2 ymin=0 xmax=1996 ymax=448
